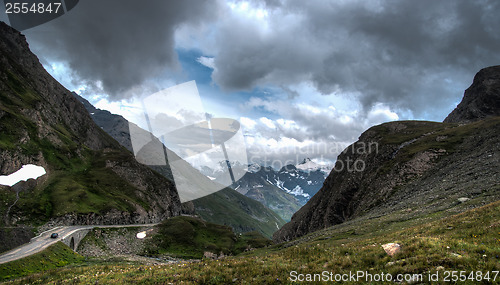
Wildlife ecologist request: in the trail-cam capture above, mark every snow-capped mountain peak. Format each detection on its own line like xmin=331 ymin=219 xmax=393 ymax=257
xmin=295 ymin=158 xmax=319 ymax=171
xmin=295 ymin=158 xmax=333 ymax=174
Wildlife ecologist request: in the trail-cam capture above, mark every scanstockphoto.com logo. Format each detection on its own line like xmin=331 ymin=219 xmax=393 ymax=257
xmin=128 ymin=81 xmax=248 ymax=203
xmin=3 ymin=0 xmax=79 ymax=31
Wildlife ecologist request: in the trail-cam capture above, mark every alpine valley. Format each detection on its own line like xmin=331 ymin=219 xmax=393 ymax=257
xmin=0 ymin=20 xmax=499 ymax=285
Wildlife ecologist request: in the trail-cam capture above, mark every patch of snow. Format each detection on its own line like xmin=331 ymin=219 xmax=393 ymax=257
xmin=307 ymin=180 xmax=312 ymax=185
xmin=265 ymin=175 xmax=273 ymax=185
xmin=289 ymin=185 xmax=310 ymax=198
xmin=274 ymin=178 xmax=286 ymax=191
xmin=136 ymin=231 xmax=147 ymax=239
xmin=207 ymin=176 xmax=216 ymax=180
xmin=0 ymin=164 xmax=46 ymax=186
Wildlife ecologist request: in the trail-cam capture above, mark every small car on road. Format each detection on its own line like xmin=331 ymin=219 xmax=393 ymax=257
xmin=50 ymin=233 xmax=59 ymax=239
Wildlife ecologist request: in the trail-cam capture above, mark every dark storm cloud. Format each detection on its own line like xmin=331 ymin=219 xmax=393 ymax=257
xmin=212 ymin=0 xmax=500 ymax=118
xmin=24 ymin=0 xmax=217 ymax=99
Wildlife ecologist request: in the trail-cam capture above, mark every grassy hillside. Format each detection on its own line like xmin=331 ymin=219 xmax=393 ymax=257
xmin=2 ymin=199 xmax=499 ymax=284
xmin=10 ymin=151 xmax=149 ymax=225
xmin=142 ymin=216 xmax=272 ymax=259
xmin=192 ymin=188 xmax=285 ymax=239
xmin=0 ymin=242 xmax=84 ymax=282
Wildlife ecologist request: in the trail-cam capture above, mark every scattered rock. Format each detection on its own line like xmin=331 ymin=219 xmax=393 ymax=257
xmin=436 ymin=266 xmax=445 ymax=271
xmin=203 ymin=251 xmax=226 ymax=260
xmin=203 ymin=251 xmax=217 ymax=259
xmin=382 ymin=243 xmax=401 ymax=256
xmin=436 ymin=135 xmax=448 ymax=142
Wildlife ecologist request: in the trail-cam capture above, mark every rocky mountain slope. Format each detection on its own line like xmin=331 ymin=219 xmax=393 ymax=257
xmin=73 ymin=94 xmax=285 ymax=238
xmin=231 ymin=169 xmax=301 ymax=222
xmin=274 ymin=66 xmax=500 ymax=242
xmin=0 ymin=22 xmax=181 ymax=230
xmin=200 ymin=159 xmax=330 ymax=221
xmin=444 ymin=65 xmax=500 ymax=123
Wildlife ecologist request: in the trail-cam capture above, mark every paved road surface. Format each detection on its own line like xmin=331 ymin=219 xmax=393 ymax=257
xmin=0 ymin=224 xmax=158 ymax=264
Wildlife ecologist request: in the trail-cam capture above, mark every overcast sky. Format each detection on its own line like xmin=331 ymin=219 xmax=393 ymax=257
xmin=3 ymin=0 xmax=499 ymax=167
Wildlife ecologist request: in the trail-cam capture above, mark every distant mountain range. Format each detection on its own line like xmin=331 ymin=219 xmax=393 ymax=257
xmin=199 ymin=158 xmax=332 ymax=221
xmin=202 ymin=158 xmax=331 ymax=203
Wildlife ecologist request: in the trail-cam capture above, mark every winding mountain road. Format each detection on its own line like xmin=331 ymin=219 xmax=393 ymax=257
xmin=0 ymin=224 xmax=158 ymax=264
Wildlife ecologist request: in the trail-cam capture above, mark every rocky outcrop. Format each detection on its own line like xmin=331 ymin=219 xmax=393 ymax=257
xmin=0 ymin=22 xmax=181 ymax=229
xmin=444 ymin=65 xmax=500 ymax=123
xmin=73 ymin=93 xmax=136 ymax=152
xmin=77 ymin=226 xmax=156 ymax=257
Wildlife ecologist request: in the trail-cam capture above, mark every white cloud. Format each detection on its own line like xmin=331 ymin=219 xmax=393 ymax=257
xmin=259 ymin=117 xmax=276 ymax=129
xmin=276 ymin=118 xmax=299 ymax=130
xmin=197 ymin=56 xmax=216 ymax=69
xmin=240 ymin=117 xmax=257 ymax=129
xmin=367 ymin=103 xmax=400 ymax=125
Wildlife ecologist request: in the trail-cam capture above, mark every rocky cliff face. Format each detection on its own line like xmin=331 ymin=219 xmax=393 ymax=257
xmin=444 ymin=65 xmax=500 ymax=123
xmin=274 ymin=67 xmax=500 ymax=243
xmin=73 ymin=93 xmax=136 ymax=153
xmin=0 ymin=22 xmax=181 ymax=228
